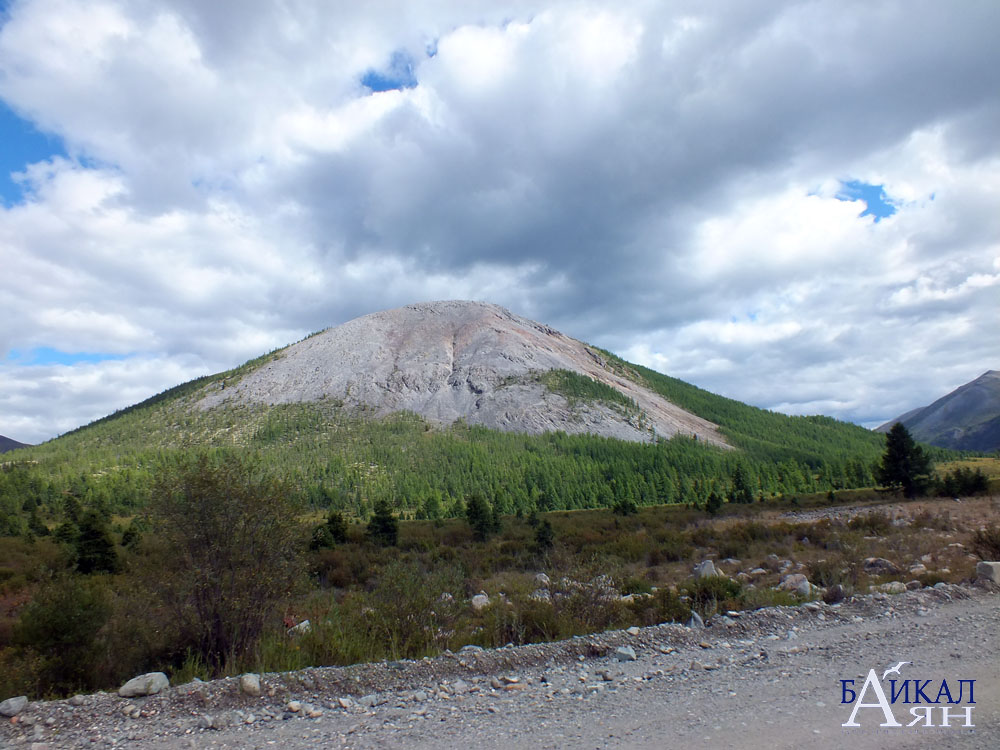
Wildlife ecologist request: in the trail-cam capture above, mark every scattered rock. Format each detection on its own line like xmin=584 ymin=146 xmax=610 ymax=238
xmin=908 ymin=564 xmax=927 ymax=577
xmin=535 ymin=572 xmax=551 ymax=587
xmin=693 ymin=560 xmax=718 ymax=580
xmin=864 ymin=557 xmax=901 ymax=575
xmin=119 ymin=672 xmax=169 ymax=698
xmin=615 ymin=646 xmax=637 ymax=662
xmin=68 ymin=695 xmax=86 ymax=707
xmin=686 ymin=611 xmax=705 ymax=629
xmin=874 ymin=581 xmax=906 ymax=594
xmin=471 ymin=593 xmax=491 ymax=611
xmin=239 ymin=673 xmax=262 ymax=697
xmin=530 ymin=588 xmax=551 ymax=602
xmin=626 ymin=626 xmax=641 ymax=636
xmin=976 ymin=561 xmax=1000 ymax=584
xmin=287 ymin=619 xmax=312 ymax=636
xmin=777 ymin=573 xmax=809 ymax=596
xmin=0 ymin=695 xmax=28 ymax=717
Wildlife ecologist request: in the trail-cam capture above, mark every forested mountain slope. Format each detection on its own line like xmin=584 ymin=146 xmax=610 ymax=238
xmin=1 ymin=302 xmax=890 ymax=534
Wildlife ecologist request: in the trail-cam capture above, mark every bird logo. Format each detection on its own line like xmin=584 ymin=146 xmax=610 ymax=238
xmin=882 ymin=661 xmax=910 ymax=680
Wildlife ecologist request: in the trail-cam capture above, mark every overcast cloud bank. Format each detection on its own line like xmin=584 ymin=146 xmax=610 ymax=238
xmin=1 ymin=0 xmax=998 ymax=444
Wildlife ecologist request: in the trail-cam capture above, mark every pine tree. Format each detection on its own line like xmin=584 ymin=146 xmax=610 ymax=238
xmin=876 ymin=423 xmax=931 ymax=498
xmin=367 ymin=500 xmax=399 ymax=547
xmin=75 ymin=511 xmax=120 ymax=574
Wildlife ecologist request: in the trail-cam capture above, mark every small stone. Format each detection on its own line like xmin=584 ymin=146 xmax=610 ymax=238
xmin=626 ymin=626 xmax=641 ymax=636
xmin=286 ymin=701 xmax=302 ymax=713
xmin=693 ymin=560 xmax=718 ymax=580
xmin=0 ymin=696 xmax=29 ymax=717
xmin=452 ymin=679 xmax=470 ymax=695
xmin=239 ymin=673 xmax=261 ymax=697
xmin=535 ymin=572 xmax=551 ymax=587
xmin=471 ymin=593 xmax=491 ymax=611
xmin=68 ymin=695 xmax=86 ymax=707
xmin=338 ymin=697 xmax=355 ymax=709
xmin=863 ymin=557 xmax=900 ymax=575
xmin=685 ymin=611 xmax=705 ymax=629
xmin=615 ymin=646 xmax=637 ymax=662
xmin=286 ymin=619 xmax=311 ymax=636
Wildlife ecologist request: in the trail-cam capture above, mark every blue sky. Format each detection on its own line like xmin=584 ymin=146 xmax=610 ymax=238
xmin=0 ymin=100 xmax=65 ymax=204
xmin=5 ymin=347 xmax=126 ymax=366
xmin=836 ymin=180 xmax=898 ymax=222
xmin=361 ymin=50 xmax=419 ymax=93
xmin=1 ymin=1 xmax=998 ymax=444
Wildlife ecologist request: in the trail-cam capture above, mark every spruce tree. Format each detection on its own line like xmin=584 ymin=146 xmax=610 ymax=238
xmin=876 ymin=423 xmax=931 ymax=498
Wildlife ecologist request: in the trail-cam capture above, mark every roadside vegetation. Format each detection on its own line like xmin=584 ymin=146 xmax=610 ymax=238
xmin=1 ymin=446 xmax=996 ymax=700
xmin=1 ymin=365 xmax=997 ymax=699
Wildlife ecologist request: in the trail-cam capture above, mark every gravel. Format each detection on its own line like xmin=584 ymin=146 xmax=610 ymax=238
xmin=4 ymin=583 xmax=996 ymax=749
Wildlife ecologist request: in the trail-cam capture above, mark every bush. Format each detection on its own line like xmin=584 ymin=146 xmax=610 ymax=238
xmin=935 ymin=468 xmax=990 ymax=497
xmin=148 ymin=452 xmax=306 ymax=672
xmin=972 ymin=525 xmax=1000 ymax=561
xmin=848 ymin=511 xmax=892 ymax=536
xmin=14 ymin=575 xmax=111 ymax=695
xmin=682 ymin=576 xmax=742 ymax=617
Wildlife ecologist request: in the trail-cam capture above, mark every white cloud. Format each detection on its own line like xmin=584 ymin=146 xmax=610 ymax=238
xmin=1 ymin=0 xmax=999 ymax=443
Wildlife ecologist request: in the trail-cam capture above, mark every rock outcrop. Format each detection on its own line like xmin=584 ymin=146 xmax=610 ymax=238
xmin=197 ymin=301 xmax=728 ymax=447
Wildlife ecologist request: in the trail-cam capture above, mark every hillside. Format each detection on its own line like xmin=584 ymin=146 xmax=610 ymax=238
xmin=879 ymin=370 xmax=1000 ymax=452
xmin=196 ymin=301 xmax=727 ymax=447
xmin=1 ymin=301 xmax=888 ymax=531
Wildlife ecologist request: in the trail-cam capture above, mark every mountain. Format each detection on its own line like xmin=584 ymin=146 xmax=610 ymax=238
xmin=197 ymin=301 xmax=728 ymax=447
xmin=4 ymin=300 xmax=888 ymax=525
xmin=0 ymin=435 xmax=29 ymax=453
xmin=878 ymin=370 xmax=1000 ymax=452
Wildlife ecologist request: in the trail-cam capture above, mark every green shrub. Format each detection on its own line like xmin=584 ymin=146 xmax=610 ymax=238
xmin=14 ymin=575 xmax=111 ymax=695
xmin=682 ymin=576 xmax=742 ymax=617
xmin=848 ymin=511 xmax=892 ymax=536
xmin=148 ymin=452 xmax=306 ymax=673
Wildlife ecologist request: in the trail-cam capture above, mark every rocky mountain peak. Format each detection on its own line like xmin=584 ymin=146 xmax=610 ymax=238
xmin=197 ymin=301 xmax=728 ymax=446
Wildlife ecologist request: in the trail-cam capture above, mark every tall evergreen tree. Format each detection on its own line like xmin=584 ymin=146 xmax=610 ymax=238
xmin=876 ymin=423 xmax=931 ymax=498
xmin=75 ymin=511 xmax=120 ymax=574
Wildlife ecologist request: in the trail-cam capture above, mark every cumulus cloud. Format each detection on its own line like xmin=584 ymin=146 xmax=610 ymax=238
xmin=1 ymin=0 xmax=998 ymax=443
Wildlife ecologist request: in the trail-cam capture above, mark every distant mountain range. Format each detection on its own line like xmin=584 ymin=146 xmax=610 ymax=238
xmin=878 ymin=370 xmax=1000 ymax=452
xmin=0 ymin=435 xmax=29 ymax=453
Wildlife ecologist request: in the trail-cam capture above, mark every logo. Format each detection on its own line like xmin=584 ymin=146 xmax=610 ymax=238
xmin=840 ymin=662 xmax=975 ymax=728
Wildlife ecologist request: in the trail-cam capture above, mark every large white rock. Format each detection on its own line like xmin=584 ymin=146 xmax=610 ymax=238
xmin=976 ymin=561 xmax=1000 ymax=584
xmin=693 ymin=560 xmax=718 ymax=580
xmin=239 ymin=673 xmax=262 ymax=697
xmin=119 ymin=672 xmax=169 ymax=698
xmin=0 ymin=696 xmax=28 ymax=717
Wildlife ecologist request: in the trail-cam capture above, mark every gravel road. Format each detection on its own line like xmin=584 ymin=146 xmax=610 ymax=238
xmin=4 ymin=584 xmax=997 ymax=750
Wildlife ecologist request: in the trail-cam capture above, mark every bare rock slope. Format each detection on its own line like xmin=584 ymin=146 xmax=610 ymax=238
xmin=198 ymin=301 xmax=727 ymax=446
